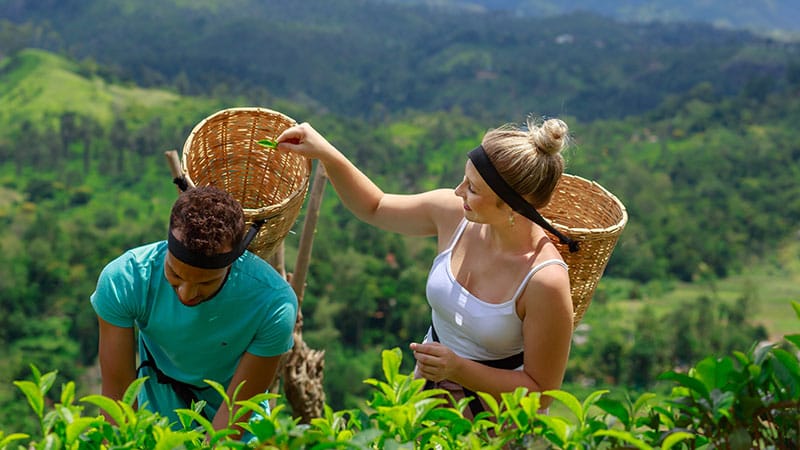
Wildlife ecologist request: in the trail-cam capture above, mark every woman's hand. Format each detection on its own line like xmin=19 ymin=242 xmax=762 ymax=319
xmin=276 ymin=122 xmax=336 ymax=160
xmin=410 ymin=341 xmax=463 ymax=382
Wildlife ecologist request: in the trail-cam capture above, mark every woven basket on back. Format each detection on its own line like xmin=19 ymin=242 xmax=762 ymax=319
xmin=539 ymin=174 xmax=628 ymax=326
xmin=181 ymin=107 xmax=312 ymax=260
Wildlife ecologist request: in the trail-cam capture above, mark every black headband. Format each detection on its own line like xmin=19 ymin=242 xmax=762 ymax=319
xmin=467 ymin=145 xmax=579 ymax=253
xmin=167 ymin=219 xmax=265 ymax=269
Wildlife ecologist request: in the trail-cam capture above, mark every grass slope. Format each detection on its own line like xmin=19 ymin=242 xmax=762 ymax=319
xmin=0 ymin=49 xmax=209 ymax=137
xmin=590 ymin=239 xmax=800 ymax=342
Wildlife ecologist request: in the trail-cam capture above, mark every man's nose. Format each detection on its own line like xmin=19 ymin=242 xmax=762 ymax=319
xmin=177 ymin=282 xmax=198 ymax=302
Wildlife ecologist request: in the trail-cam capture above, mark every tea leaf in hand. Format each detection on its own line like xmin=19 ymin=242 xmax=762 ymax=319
xmin=257 ymin=139 xmax=278 ymax=149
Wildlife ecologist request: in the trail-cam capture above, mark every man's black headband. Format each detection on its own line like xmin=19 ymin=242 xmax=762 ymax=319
xmin=167 ymin=219 xmax=265 ymax=269
xmin=467 ymin=145 xmax=579 ymax=253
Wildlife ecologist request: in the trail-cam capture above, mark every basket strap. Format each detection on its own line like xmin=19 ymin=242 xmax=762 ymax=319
xmin=137 ymin=341 xmax=211 ymax=419
xmin=468 ymin=145 xmax=579 ymax=253
xmin=173 ymin=176 xmax=191 ymax=192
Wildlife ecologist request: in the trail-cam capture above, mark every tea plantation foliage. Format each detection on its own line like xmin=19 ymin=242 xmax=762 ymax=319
xmin=2 ymin=304 xmax=799 ymax=448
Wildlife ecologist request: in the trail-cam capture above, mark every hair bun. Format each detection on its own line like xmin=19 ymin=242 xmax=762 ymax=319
xmin=528 ymin=118 xmax=569 ymax=156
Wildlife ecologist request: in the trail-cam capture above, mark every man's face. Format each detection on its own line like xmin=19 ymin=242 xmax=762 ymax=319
xmin=164 ymin=229 xmax=231 ymax=307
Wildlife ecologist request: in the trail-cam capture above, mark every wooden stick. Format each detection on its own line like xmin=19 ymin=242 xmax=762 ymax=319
xmin=290 ymin=162 xmax=328 ymax=306
xmin=164 ymin=150 xmax=195 ymax=190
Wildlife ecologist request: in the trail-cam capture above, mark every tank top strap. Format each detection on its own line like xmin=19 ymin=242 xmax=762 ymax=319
xmin=444 ymin=218 xmax=469 ymax=253
xmin=510 ymin=259 xmax=569 ymax=302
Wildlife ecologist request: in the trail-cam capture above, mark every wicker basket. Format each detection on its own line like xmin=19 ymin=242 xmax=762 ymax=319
xmin=540 ymin=174 xmax=628 ymax=326
xmin=181 ymin=107 xmax=312 ymax=260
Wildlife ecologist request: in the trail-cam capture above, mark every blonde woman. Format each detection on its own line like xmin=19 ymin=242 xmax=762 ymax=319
xmin=277 ymin=117 xmax=575 ymax=417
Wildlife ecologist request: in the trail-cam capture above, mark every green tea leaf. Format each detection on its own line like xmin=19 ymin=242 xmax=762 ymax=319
xmin=13 ymin=380 xmax=44 ymax=419
xmin=595 ymin=398 xmax=629 ymax=425
xmin=257 ymin=139 xmax=278 ymax=149
xmin=82 ymin=395 xmax=124 ymax=428
xmin=594 ymin=430 xmax=651 ymax=450
xmin=0 ymin=433 xmax=29 ymax=448
xmin=66 ymin=417 xmax=97 ymax=444
xmin=662 ymin=431 xmax=694 ymax=449
xmin=543 ymin=389 xmax=583 ymax=422
xmin=60 ymin=381 xmax=76 ymax=406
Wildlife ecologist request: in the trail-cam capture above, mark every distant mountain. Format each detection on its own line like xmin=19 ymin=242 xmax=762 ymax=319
xmin=394 ymin=0 xmax=800 ymax=34
xmin=1 ymin=0 xmax=797 ymax=124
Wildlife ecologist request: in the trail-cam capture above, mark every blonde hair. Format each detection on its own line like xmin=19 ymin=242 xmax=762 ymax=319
xmin=481 ymin=116 xmax=570 ymax=208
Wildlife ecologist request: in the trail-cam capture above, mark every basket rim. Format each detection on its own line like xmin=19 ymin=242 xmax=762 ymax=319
xmin=181 ymin=106 xmax=298 ymax=153
xmin=545 ymin=173 xmax=628 ymax=236
xmin=180 ymin=106 xmax=311 ymax=217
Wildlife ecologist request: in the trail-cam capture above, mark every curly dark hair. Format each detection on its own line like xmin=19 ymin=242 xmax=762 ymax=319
xmin=169 ymin=186 xmax=245 ymax=256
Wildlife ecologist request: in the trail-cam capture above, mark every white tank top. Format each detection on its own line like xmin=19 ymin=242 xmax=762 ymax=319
xmin=425 ymin=219 xmax=568 ymax=362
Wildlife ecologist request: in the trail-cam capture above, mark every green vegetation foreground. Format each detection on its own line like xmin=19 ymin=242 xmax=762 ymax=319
xmin=2 ymin=301 xmax=799 ymax=448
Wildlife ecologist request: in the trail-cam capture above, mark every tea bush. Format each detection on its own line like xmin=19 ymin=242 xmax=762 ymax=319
xmin=2 ymin=301 xmax=798 ymax=449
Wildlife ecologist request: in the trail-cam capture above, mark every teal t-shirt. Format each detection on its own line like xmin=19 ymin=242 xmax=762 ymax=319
xmin=90 ymin=241 xmax=297 ymax=425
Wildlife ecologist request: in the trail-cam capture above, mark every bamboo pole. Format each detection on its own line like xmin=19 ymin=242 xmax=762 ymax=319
xmin=290 ymin=162 xmax=328 ymax=304
xmin=279 ymin=162 xmax=329 ymax=423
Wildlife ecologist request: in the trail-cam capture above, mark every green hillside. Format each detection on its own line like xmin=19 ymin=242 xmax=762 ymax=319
xmin=0 ymin=50 xmax=171 ymax=130
xmin=0 ymin=49 xmax=222 ymax=139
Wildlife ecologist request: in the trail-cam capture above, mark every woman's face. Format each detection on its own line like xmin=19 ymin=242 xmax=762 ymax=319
xmin=454 ymin=160 xmax=507 ymax=223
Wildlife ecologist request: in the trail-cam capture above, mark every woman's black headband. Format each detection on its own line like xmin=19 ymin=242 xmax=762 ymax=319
xmin=167 ymin=219 xmax=265 ymax=269
xmin=467 ymin=145 xmax=579 ymax=253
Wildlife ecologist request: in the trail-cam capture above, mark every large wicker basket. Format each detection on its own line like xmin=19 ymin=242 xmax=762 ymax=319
xmin=540 ymin=174 xmax=628 ymax=326
xmin=181 ymin=107 xmax=312 ymax=260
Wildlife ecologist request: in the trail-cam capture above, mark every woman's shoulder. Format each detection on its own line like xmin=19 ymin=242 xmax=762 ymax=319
xmin=520 ymin=242 xmax=572 ymax=311
xmin=420 ymin=189 xmax=465 ymax=245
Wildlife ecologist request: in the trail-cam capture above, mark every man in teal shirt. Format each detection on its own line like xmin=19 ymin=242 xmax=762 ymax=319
xmin=91 ymin=186 xmax=297 ymax=436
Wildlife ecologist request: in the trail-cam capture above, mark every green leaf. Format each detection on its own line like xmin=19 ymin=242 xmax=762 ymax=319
xmin=537 ymin=415 xmax=569 ymax=446
xmin=594 ymin=430 xmax=652 ymax=450
xmin=381 ymin=348 xmax=403 ymax=385
xmin=13 ymin=380 xmax=45 ymax=419
xmin=791 ymin=300 xmax=800 ymax=319
xmin=235 ymin=400 xmax=270 ymax=420
xmin=39 ymin=370 xmax=58 ymax=395
xmin=82 ymin=395 xmax=124 ymax=427
xmin=60 ymin=381 xmax=76 ymax=406
xmin=662 ymin=431 xmax=695 ymax=449
xmin=174 ymin=409 xmax=214 ymax=435
xmin=632 ymin=392 xmax=657 ymax=415
xmin=65 ymin=417 xmax=97 ymax=444
xmin=203 ymin=379 xmax=230 ymax=410
xmin=658 ymin=372 xmax=710 ymax=399
xmin=753 ymin=342 xmax=775 ymax=365
xmin=122 ymin=377 xmax=147 ymax=406
xmin=543 ymin=390 xmax=583 ymax=422
xmin=785 ymin=334 xmax=800 ymax=350
xmin=246 ymin=416 xmax=277 ymax=439
xmin=119 ymin=401 xmax=138 ymax=428
xmin=773 ymin=348 xmax=800 ymax=376
xmin=153 ymin=430 xmax=200 ymax=450
xmin=581 ymin=389 xmax=609 ymax=417
xmin=518 ymin=393 xmax=542 ymax=419
xmin=257 ymin=139 xmax=277 ymax=149
xmin=595 ymin=398 xmax=630 ymax=425
xmin=0 ymin=433 xmax=30 ymax=448
xmin=694 ymin=356 xmax=735 ymax=390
